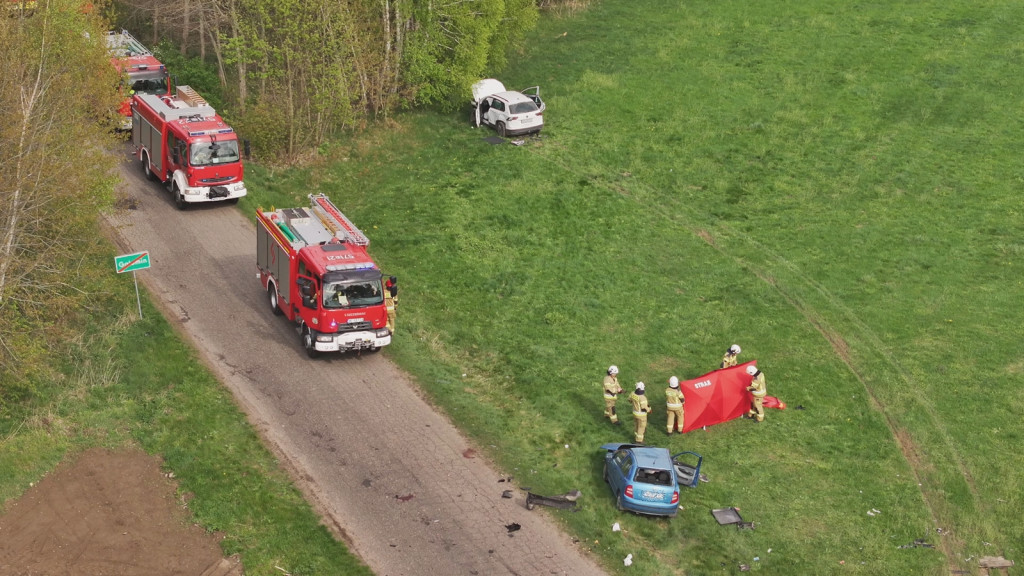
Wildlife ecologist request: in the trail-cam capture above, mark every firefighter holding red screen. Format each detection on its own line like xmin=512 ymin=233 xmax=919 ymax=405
xmin=665 ymin=376 xmax=685 ymax=435
xmin=720 ymin=344 xmax=741 ymax=369
xmin=603 ymin=365 xmax=623 ymax=424
xmin=745 ymin=365 xmax=767 ymax=422
xmin=629 ymin=382 xmax=652 ymax=443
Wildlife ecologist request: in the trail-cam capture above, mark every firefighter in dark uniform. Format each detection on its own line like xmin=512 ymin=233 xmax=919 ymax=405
xmin=745 ymin=365 xmax=766 ymax=423
xmin=720 ymin=344 xmax=741 ymax=369
xmin=629 ymin=382 xmax=652 ymax=443
xmin=603 ymin=365 xmax=623 ymax=424
xmin=665 ymin=376 xmax=685 ymax=435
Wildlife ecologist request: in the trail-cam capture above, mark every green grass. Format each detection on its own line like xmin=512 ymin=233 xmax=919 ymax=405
xmin=0 ymin=246 xmax=371 ymax=576
xmin=242 ymin=0 xmax=1024 ymax=573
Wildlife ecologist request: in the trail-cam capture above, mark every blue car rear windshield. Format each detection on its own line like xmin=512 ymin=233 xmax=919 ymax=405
xmin=634 ymin=468 xmax=673 ymax=486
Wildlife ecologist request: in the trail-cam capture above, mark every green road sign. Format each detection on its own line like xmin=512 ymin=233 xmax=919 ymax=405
xmin=114 ymin=251 xmax=151 ymax=274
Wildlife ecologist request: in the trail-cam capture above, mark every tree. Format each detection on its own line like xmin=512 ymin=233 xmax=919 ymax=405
xmin=113 ymin=0 xmax=542 ymax=157
xmin=0 ymin=0 xmax=121 ymax=392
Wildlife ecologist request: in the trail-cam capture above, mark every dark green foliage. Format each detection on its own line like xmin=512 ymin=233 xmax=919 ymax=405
xmin=152 ymin=42 xmax=227 ymax=113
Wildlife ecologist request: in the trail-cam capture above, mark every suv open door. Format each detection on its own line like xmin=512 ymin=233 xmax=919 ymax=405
xmin=521 ymin=86 xmax=545 ymax=112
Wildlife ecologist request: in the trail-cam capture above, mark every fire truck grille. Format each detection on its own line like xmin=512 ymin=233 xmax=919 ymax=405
xmin=337 ymin=321 xmax=373 ymax=333
xmin=201 ymin=176 xmax=234 ymax=184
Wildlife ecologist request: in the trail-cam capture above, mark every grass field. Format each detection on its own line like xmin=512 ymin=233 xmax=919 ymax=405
xmin=243 ymin=0 xmax=1024 ymax=574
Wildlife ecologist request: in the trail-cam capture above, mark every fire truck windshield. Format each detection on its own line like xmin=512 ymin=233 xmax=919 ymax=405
xmin=129 ymin=77 xmax=168 ymax=95
xmin=190 ymin=140 xmax=240 ymax=167
xmin=323 ymin=278 xmax=384 ymax=309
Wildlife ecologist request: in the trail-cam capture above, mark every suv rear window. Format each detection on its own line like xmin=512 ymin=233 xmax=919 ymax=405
xmin=510 ymin=101 xmax=539 ymax=114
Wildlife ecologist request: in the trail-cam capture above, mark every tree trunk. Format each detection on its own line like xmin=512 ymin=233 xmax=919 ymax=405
xmin=230 ymin=3 xmax=246 ymax=109
xmin=208 ymin=27 xmax=227 ymax=91
xmin=181 ymin=0 xmax=190 ymax=54
xmin=198 ymin=5 xmax=206 ymax=60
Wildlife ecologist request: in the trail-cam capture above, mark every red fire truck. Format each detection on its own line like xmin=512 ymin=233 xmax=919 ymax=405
xmin=131 ymin=85 xmax=247 ymax=208
xmin=107 ymin=29 xmax=170 ymax=130
xmin=256 ymin=194 xmax=397 ymax=357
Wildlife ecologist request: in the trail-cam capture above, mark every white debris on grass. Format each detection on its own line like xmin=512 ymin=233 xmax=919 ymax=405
xmin=623 ymin=553 xmax=633 ymax=566
xmin=612 ymin=522 xmax=621 ymax=532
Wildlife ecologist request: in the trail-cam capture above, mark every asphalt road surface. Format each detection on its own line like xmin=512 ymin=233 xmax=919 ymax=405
xmin=104 ymin=151 xmax=607 ymax=576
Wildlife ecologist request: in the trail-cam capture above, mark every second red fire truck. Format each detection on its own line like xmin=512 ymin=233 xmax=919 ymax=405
xmin=256 ymin=194 xmax=397 ymax=357
xmin=131 ymin=85 xmax=247 ymax=208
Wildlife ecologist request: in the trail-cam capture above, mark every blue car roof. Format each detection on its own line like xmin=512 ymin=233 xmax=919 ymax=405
xmin=601 ymin=443 xmax=673 ymax=470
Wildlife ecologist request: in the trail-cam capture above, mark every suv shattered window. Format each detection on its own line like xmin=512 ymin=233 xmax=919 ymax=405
xmin=510 ymin=101 xmax=539 ymax=114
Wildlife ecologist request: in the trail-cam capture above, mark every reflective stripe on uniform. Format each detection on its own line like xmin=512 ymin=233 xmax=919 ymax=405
xmin=666 ymin=403 xmax=683 ymax=408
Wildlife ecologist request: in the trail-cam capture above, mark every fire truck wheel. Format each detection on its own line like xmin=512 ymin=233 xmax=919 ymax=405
xmin=142 ymin=152 xmax=156 ymax=181
xmin=172 ymin=184 xmax=186 ymax=210
xmin=302 ymin=326 xmax=320 ymax=358
xmin=268 ymin=284 xmax=284 ymax=316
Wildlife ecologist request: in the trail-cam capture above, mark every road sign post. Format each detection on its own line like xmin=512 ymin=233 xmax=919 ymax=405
xmin=114 ymin=251 xmax=151 ymax=318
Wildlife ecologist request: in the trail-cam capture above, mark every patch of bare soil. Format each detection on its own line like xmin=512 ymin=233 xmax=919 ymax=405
xmin=0 ymin=447 xmax=240 ymax=576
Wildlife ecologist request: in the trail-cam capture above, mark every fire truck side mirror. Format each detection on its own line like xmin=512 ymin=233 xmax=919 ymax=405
xmin=298 ymin=279 xmax=317 ymax=309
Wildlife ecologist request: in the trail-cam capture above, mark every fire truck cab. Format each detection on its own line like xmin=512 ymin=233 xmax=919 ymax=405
xmin=132 ymin=85 xmax=247 ymax=208
xmin=107 ymin=30 xmax=170 ymax=130
xmin=257 ymin=194 xmax=396 ymax=357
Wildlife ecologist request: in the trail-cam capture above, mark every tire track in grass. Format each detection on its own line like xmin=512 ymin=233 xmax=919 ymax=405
xmin=534 ymin=149 xmax=983 ymax=571
xmin=651 ymin=198 xmax=980 ymax=571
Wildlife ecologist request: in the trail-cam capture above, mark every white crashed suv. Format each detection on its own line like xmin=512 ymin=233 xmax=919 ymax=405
xmin=471 ymin=79 xmax=545 ymax=137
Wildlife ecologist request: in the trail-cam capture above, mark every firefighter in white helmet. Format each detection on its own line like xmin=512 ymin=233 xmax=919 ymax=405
xmin=629 ymin=382 xmax=652 ymax=443
xmin=745 ymin=365 xmax=767 ymax=422
xmin=720 ymin=344 xmax=742 ymax=369
xmin=602 ymin=365 xmax=623 ymax=425
xmin=665 ymin=376 xmax=685 ymax=435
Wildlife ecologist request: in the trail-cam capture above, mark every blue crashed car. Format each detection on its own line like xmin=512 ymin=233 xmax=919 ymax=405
xmin=601 ymin=443 xmax=703 ymax=517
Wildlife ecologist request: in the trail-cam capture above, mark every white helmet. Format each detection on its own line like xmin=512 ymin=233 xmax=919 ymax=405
xmin=746 ymin=365 xmax=758 ymax=376
xmin=608 ymin=365 xmax=619 ymax=375
xmin=668 ymin=376 xmax=679 ymax=388
xmin=635 ymin=382 xmax=645 ymax=391
xmin=730 ymin=344 xmax=741 ymax=354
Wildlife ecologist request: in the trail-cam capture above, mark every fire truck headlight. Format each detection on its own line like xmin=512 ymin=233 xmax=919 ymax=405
xmin=316 ymin=334 xmax=334 ymax=343
xmin=376 ymin=328 xmax=391 ymax=338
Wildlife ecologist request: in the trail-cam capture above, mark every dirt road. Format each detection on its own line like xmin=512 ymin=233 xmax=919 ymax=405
xmin=104 ymin=152 xmax=607 ymax=576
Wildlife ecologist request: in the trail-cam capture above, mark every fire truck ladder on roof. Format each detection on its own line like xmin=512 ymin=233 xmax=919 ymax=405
xmin=309 ymin=194 xmax=369 ymax=246
xmin=107 ymin=29 xmax=151 ymax=57
xmin=176 ymin=85 xmax=208 ymax=108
